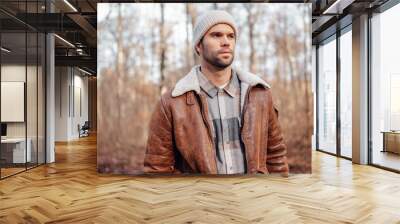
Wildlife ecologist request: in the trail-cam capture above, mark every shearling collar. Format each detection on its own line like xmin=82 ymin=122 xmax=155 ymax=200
xmin=171 ymin=65 xmax=270 ymax=97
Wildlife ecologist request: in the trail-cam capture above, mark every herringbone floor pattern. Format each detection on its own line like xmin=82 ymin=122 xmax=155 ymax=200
xmin=1 ymin=134 xmax=400 ymax=223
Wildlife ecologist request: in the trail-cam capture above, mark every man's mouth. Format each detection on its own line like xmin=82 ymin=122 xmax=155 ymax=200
xmin=218 ymin=49 xmax=232 ymax=54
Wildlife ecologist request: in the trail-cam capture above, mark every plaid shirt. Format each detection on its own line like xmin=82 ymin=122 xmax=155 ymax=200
xmin=197 ymin=67 xmax=247 ymax=174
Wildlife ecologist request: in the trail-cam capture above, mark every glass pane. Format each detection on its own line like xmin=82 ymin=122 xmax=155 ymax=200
xmin=312 ymin=46 xmax=317 ymax=151
xmin=1 ymin=30 xmax=27 ymax=177
xmin=38 ymin=32 xmax=45 ymax=165
xmin=26 ymin=0 xmax=39 ymax=169
xmin=318 ymin=37 xmax=337 ymax=154
xmin=340 ymin=29 xmax=352 ymax=158
xmin=27 ymin=31 xmax=38 ymax=169
xmin=0 ymin=1 xmax=46 ymax=178
xmin=371 ymin=4 xmax=400 ymax=171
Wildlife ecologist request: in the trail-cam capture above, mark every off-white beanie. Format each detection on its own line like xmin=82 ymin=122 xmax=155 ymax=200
xmin=193 ymin=10 xmax=238 ymax=55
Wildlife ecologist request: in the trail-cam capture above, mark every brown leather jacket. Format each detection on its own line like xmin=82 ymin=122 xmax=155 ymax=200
xmin=144 ymin=66 xmax=289 ymax=175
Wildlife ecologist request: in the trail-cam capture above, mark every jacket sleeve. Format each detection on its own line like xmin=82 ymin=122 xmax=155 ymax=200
xmin=266 ymin=91 xmax=289 ymax=176
xmin=143 ymin=96 xmax=176 ymax=174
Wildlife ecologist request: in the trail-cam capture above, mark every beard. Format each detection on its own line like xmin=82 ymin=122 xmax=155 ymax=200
xmin=203 ymin=49 xmax=234 ymax=69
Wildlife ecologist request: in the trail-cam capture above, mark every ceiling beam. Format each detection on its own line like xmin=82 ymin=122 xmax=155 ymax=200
xmin=55 ymin=55 xmax=96 ymax=72
xmin=322 ymin=0 xmax=356 ymax=14
xmin=67 ymin=13 xmax=97 ymax=45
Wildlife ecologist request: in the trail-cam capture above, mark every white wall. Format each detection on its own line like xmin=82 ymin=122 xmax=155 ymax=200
xmin=1 ymin=65 xmax=38 ymax=138
xmin=72 ymin=72 xmax=89 ymax=138
xmin=55 ymin=66 xmax=69 ymax=141
xmin=1 ymin=65 xmax=26 ymax=137
xmin=55 ymin=66 xmax=89 ymax=141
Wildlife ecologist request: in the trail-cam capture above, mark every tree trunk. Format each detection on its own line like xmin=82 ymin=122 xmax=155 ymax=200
xmin=213 ymin=3 xmax=218 ymax=9
xmin=188 ymin=5 xmax=198 ymax=65
xmin=245 ymin=4 xmax=257 ymax=73
xmin=159 ymin=3 xmax=166 ymax=94
xmin=303 ymin=5 xmax=312 ymax=138
xmin=116 ymin=3 xmax=123 ymax=147
xmin=185 ymin=4 xmax=191 ymax=70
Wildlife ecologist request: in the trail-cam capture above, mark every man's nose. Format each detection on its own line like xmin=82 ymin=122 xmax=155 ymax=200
xmin=220 ymin=35 xmax=230 ymax=46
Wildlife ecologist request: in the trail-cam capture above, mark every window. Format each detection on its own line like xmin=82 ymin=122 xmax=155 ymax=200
xmin=340 ymin=28 xmax=352 ymax=158
xmin=371 ymin=3 xmax=400 ymax=171
xmin=0 ymin=1 xmax=47 ymax=179
xmin=317 ymin=36 xmax=337 ymax=154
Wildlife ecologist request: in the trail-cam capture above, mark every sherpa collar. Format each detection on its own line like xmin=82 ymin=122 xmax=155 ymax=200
xmin=171 ymin=65 xmax=270 ymax=97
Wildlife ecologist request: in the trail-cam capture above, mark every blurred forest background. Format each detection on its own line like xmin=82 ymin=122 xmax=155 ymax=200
xmin=97 ymin=3 xmax=312 ymax=174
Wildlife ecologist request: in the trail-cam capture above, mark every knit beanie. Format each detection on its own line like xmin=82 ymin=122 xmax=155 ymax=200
xmin=193 ymin=10 xmax=238 ymax=55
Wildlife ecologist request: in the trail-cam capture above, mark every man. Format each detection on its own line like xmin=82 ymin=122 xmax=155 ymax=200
xmin=144 ymin=10 xmax=289 ymax=176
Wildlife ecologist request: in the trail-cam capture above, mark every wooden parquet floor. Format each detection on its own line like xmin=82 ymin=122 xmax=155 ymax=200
xmin=1 ymin=134 xmax=400 ymax=224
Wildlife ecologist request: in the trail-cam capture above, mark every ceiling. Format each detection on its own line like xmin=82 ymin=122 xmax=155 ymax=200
xmin=0 ymin=0 xmax=395 ymax=75
xmin=0 ymin=0 xmax=99 ymax=74
xmin=311 ymin=0 xmax=390 ymax=44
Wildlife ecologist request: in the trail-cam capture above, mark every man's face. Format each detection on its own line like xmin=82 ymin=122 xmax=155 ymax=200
xmin=196 ymin=23 xmax=236 ymax=69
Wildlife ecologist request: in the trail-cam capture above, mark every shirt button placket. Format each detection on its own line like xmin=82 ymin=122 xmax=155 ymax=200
xmin=218 ymin=90 xmax=229 ymax=174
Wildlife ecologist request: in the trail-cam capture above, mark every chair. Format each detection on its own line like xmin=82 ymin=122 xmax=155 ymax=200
xmin=78 ymin=121 xmax=90 ymax=138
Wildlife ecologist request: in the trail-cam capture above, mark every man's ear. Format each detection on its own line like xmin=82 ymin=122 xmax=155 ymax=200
xmin=195 ymin=42 xmax=201 ymax=56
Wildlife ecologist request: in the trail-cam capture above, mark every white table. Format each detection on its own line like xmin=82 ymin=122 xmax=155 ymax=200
xmin=1 ymin=138 xmax=31 ymax=163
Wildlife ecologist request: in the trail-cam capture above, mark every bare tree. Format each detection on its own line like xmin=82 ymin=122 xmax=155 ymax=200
xmin=185 ymin=4 xmax=192 ymax=70
xmin=213 ymin=3 xmax=218 ymax=9
xmin=303 ymin=5 xmax=312 ymax=139
xmin=188 ymin=5 xmax=198 ymax=64
xmin=159 ymin=3 xmax=166 ymax=94
xmin=245 ymin=4 xmax=258 ymax=73
xmin=116 ymin=3 xmax=123 ymax=144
